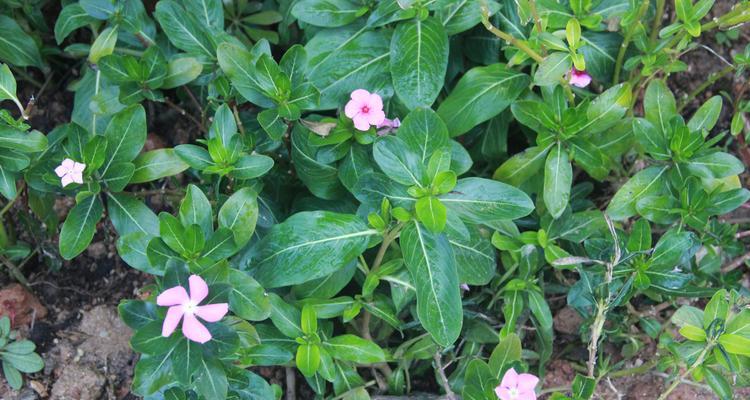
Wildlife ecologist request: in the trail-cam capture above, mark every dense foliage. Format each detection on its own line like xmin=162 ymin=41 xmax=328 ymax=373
xmin=0 ymin=0 xmax=749 ymax=398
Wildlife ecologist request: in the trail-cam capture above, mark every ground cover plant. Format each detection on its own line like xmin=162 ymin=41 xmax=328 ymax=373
xmin=0 ymin=0 xmax=749 ymax=398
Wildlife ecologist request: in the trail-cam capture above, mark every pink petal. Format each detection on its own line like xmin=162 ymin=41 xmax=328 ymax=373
xmin=517 ymin=373 xmax=539 ymax=391
xmin=195 ymin=303 xmax=228 ymax=322
xmin=350 ymin=89 xmax=371 ymax=102
xmin=391 ymin=118 xmax=401 ymax=128
xmin=182 ymin=313 xmax=212 ymax=343
xmin=519 ymin=388 xmax=537 ymax=400
xmin=353 ymin=115 xmax=371 ymax=131
xmin=71 ymin=172 xmax=84 ymax=184
xmin=500 ymin=368 xmax=519 ymax=388
xmin=73 ymin=162 xmax=86 ymax=172
xmin=367 ymin=93 xmax=383 ymax=111
xmin=188 ymin=275 xmax=209 ymax=304
xmin=156 ymin=285 xmax=189 ymax=306
xmin=62 ymin=158 xmax=75 ymax=169
xmin=495 ymin=386 xmax=512 ymax=400
xmin=162 ymin=306 xmax=184 ymax=337
xmin=345 ymin=99 xmax=362 ymax=118
xmin=460 ymin=283 xmax=470 ymax=291
xmin=54 ymin=165 xmax=67 ymax=178
xmin=367 ymin=109 xmax=386 ymax=126
xmin=569 ymin=69 xmax=592 ymax=88
xmin=60 ymin=174 xmax=74 ymax=187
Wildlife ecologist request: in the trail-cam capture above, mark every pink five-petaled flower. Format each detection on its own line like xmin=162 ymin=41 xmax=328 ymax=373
xmin=345 ymin=89 xmax=386 ymax=131
xmin=54 ymin=158 xmax=85 ymax=187
xmin=156 ymin=275 xmax=228 ymax=344
xmin=495 ymin=368 xmax=539 ymax=400
xmin=568 ymin=68 xmax=592 ymax=88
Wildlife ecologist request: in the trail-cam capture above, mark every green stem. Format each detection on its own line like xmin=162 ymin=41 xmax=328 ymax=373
xmin=677 ymin=65 xmax=733 ymax=112
xmin=649 ymin=0 xmax=666 ymax=46
xmin=656 ymin=344 xmax=712 ymax=400
xmin=613 ymin=0 xmax=650 ymax=84
xmin=480 ymin=3 xmax=544 ymax=63
xmin=0 ymin=256 xmax=29 ymax=288
xmin=609 ymin=360 xmax=659 ymax=378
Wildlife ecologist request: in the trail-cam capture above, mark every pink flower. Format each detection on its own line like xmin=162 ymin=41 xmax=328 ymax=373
xmin=156 ymin=275 xmax=228 ymax=344
xmin=568 ymin=68 xmax=592 ymax=88
xmin=54 ymin=158 xmax=85 ymax=187
xmin=460 ymin=283 xmax=470 ymax=291
xmin=376 ymin=117 xmax=401 ymax=136
xmin=345 ymin=89 xmax=385 ymax=131
xmin=495 ymin=368 xmax=539 ymax=400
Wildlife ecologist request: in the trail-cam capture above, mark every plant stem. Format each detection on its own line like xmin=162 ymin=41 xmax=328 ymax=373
xmin=0 ymin=256 xmax=30 ymax=288
xmin=609 ymin=360 xmax=659 ymax=378
xmin=649 ymin=0 xmax=666 ymax=46
xmin=587 ymin=301 xmax=607 ymax=377
xmin=480 ymin=3 xmax=544 ymax=63
xmin=613 ymin=0 xmax=650 ymax=84
xmin=677 ymin=65 xmax=733 ymax=112
xmin=433 ymin=352 xmax=456 ymax=400
xmin=656 ymin=344 xmax=712 ymax=400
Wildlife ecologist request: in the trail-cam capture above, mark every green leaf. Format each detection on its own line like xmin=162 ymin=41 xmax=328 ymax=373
xmin=228 ymin=269 xmax=270 ymax=321
xmin=606 ymin=166 xmax=669 ymax=220
xmin=390 ymin=17 xmax=449 ymax=109
xmin=437 ymin=63 xmax=529 ymax=136
xmin=254 ymin=211 xmax=377 ymax=288
xmin=462 ymin=359 xmax=496 ymax=400
xmin=101 ymin=105 xmax=147 ymax=176
xmin=534 ymin=52 xmax=571 ymax=86
xmin=292 ymin=0 xmax=368 ymax=28
xmin=0 ymin=64 xmax=18 ymax=106
xmin=154 ymin=0 xmax=214 ymax=58
xmin=1 ymin=351 xmax=43 ymax=373
xmin=687 ymin=95 xmax=722 ymax=134
xmin=644 ymin=80 xmax=677 ymax=136
xmin=88 ymin=27 xmax=118 ymax=63
xmin=162 ymin=56 xmax=203 ymax=89
xmin=291 ymin=124 xmax=345 ymax=199
xmin=184 ymin=0 xmax=224 ymax=31
xmin=268 ymin=293 xmax=303 ymax=338
xmin=415 ymin=196 xmax=447 ymax=232
xmin=0 ymin=15 xmax=43 ymax=68
xmin=2 ymin=361 xmax=21 ymax=390
xmin=106 ymin=192 xmax=159 ymax=236
xmin=118 ymin=300 xmax=158 ymax=330
xmin=230 ymin=154 xmax=274 ymax=180
xmin=0 ymin=166 xmax=18 ymax=200
xmin=306 ymin=28 xmax=391 ymax=109
xmin=296 ymin=343 xmax=321 ymax=377
xmin=59 ymin=193 xmax=103 ymax=260
xmin=633 ymin=118 xmax=669 ymax=159
xmin=679 ymin=324 xmax=707 ymax=342
xmin=80 ymin=0 xmax=115 ymax=19
xmin=493 ymin=145 xmax=550 ymax=185
xmin=195 ymin=357 xmax=228 ymax=399
xmin=400 ymin=221 xmax=462 ymax=346
xmin=626 ymin=219 xmax=652 ymax=252
xmin=439 ymin=178 xmax=534 ymax=224
xmin=398 ymin=107 xmax=450 ymax=164
xmin=179 ymin=185 xmax=213 ymax=237
xmin=218 ymin=187 xmax=258 ymax=247
xmin=438 ymin=0 xmax=501 ymax=35
xmin=579 ymin=83 xmax=631 ymax=135
xmin=130 ymin=149 xmax=189 ymax=184
xmin=55 ymin=4 xmax=98 ymax=44
xmin=488 ymin=332 xmax=522 ymax=378
xmin=685 ymin=152 xmax=744 ymax=179
xmin=323 ymin=335 xmax=386 ymax=363
xmin=0 ymin=127 xmax=48 ymax=153
xmin=543 ymin=144 xmax=572 ymax=219
xmin=373 ymin=135 xmax=427 ymax=187
xmin=703 ymin=366 xmax=732 ymax=400
xmin=649 ymin=230 xmax=696 ymax=269
xmin=718 ymin=333 xmax=750 ymax=356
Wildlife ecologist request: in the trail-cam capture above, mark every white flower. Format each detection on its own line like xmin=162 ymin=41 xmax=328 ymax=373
xmin=54 ymin=158 xmax=85 ymax=187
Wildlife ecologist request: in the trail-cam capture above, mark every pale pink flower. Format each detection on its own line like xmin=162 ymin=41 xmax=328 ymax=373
xmin=345 ymin=89 xmax=385 ymax=131
xmin=460 ymin=283 xmax=470 ymax=291
xmin=495 ymin=368 xmax=539 ymax=400
xmin=568 ymin=68 xmax=592 ymax=88
xmin=376 ymin=117 xmax=401 ymax=136
xmin=54 ymin=158 xmax=85 ymax=187
xmin=156 ymin=275 xmax=228 ymax=344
